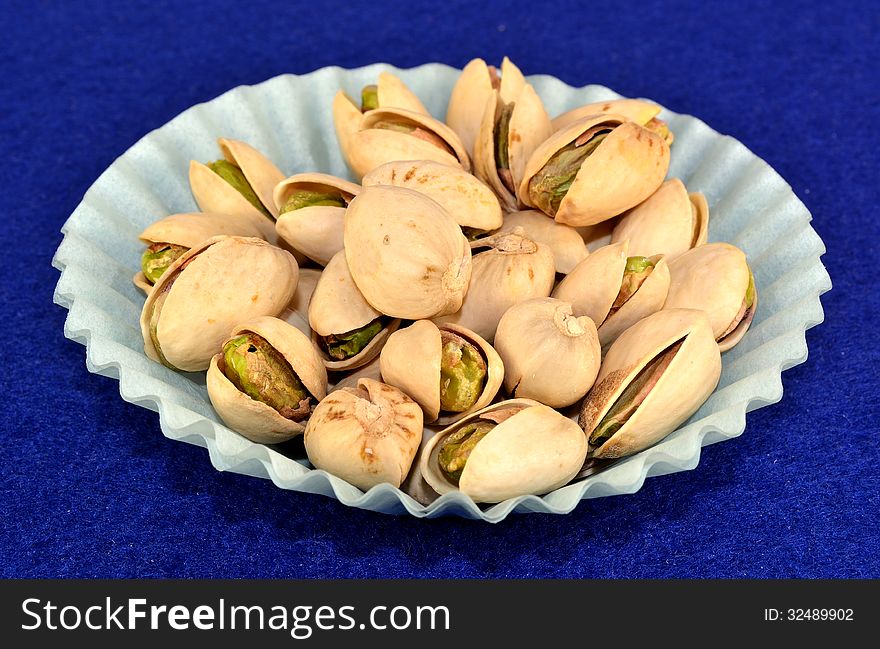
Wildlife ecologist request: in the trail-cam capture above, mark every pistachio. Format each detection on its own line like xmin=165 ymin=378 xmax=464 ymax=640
xmin=221 ymin=333 xmax=312 ymax=422
xmin=370 ymin=117 xmax=456 ymax=156
xmin=494 ymin=102 xmax=515 ymax=192
xmin=439 ymin=330 xmax=488 ymax=412
xmin=141 ymin=242 xmax=188 ymax=284
xmin=321 ymin=318 xmax=384 ymax=361
xmin=608 ymin=256 xmax=655 ymax=317
xmin=207 ymin=159 xmax=270 ymax=218
xmin=361 ymin=84 xmax=379 ymax=111
xmin=437 ymin=421 xmax=495 ymax=485
xmin=718 ymin=270 xmax=757 ymax=343
xmin=280 ymin=189 xmax=347 ymax=213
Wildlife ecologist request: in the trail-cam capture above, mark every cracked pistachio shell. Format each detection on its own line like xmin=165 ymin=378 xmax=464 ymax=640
xmin=663 ymin=243 xmax=756 ymax=352
xmin=304 ymin=378 xmax=423 ymax=490
xmin=379 ymin=320 xmax=503 ymax=425
xmin=552 ymin=98 xmax=662 ymax=132
xmin=499 ymin=210 xmax=588 ymax=274
xmin=473 ymin=85 xmax=552 ymax=212
xmin=446 ymin=57 xmax=526 ymax=157
xmin=421 ymin=399 xmax=587 ymax=503
xmin=519 ymin=114 xmax=670 ymax=227
xmin=434 ymin=227 xmax=555 ymax=342
xmin=133 ymin=211 xmax=266 ymax=294
xmin=552 ymin=241 xmax=670 ymax=347
xmin=140 ymin=236 xmax=298 ymax=372
xmin=332 ymin=72 xmax=429 ymax=170
xmin=579 ymin=308 xmax=721 ymax=459
xmin=206 ymin=316 xmax=327 ymax=443
xmin=308 ymin=251 xmax=401 ymax=371
xmin=344 ymin=107 xmax=471 ymax=179
xmin=278 ymin=268 xmax=322 ymax=337
xmin=495 ymin=298 xmax=601 ymax=408
xmin=274 ymin=173 xmax=360 ymax=266
xmin=188 ymin=138 xmax=284 ymax=243
xmin=344 ymin=186 xmax=472 ymax=320
xmin=611 ymin=179 xmax=708 ymax=261
xmin=362 ymin=160 xmax=503 ymax=232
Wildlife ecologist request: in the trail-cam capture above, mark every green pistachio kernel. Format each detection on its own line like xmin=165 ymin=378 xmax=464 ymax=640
xmin=371 ymin=118 xmax=455 ymax=155
xmin=321 ymin=319 xmax=384 ymax=361
xmin=461 ymin=227 xmax=490 ymax=241
xmin=280 ymin=189 xmax=347 ymax=214
xmin=528 ymin=130 xmax=611 ymax=215
xmin=221 ymin=333 xmax=312 ymax=421
xmin=361 ymin=84 xmax=379 ymax=111
xmin=608 ymin=256 xmax=656 ymax=318
xmin=439 ymin=331 xmax=488 ymax=413
xmin=745 ymin=270 xmax=756 ymax=309
xmin=207 ymin=159 xmax=271 ymax=218
xmin=438 ymin=421 xmax=495 ymax=485
xmin=141 ymin=242 xmax=188 ymax=285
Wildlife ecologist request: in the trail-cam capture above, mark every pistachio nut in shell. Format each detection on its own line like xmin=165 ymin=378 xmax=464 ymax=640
xmin=188 ymin=138 xmax=285 ymax=243
xmin=551 ymin=98 xmax=673 ymax=145
xmin=140 ymin=236 xmax=298 ymax=372
xmin=332 ymin=72 xmax=429 ymax=171
xmin=611 ymin=179 xmax=708 ymax=261
xmin=344 ymin=185 xmax=472 ymax=320
xmin=519 ymin=114 xmax=669 ymax=227
xmin=499 ymin=210 xmax=588 ymax=274
xmin=134 ymin=211 xmax=266 ymax=293
xmin=304 ymin=378 xmax=423 ymax=491
xmin=345 ymin=107 xmax=470 ymax=180
xmin=434 ymin=227 xmax=555 ymax=342
xmin=274 ymin=173 xmax=360 ymax=266
xmin=552 ymin=240 xmax=671 ymax=347
xmin=278 ymin=268 xmax=322 ymax=337
xmin=446 ymin=56 xmax=527 ymax=158
xmin=362 ymin=160 xmax=503 ymax=233
xmin=494 ymin=298 xmax=600 ymax=408
xmin=421 ymin=399 xmax=587 ymax=503
xmin=473 ymin=84 xmax=552 ymax=212
xmin=206 ymin=316 xmax=327 ymax=444
xmin=308 ymin=251 xmax=401 ymax=372
xmin=379 ymin=320 xmax=504 ymax=425
xmin=579 ymin=308 xmax=721 ymax=459
xmin=663 ymin=242 xmax=757 ymax=352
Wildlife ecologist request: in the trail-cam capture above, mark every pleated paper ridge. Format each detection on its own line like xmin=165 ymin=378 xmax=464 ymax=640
xmin=52 ymin=63 xmax=831 ymax=521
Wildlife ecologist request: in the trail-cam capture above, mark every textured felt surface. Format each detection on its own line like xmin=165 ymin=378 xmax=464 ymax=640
xmin=1 ymin=0 xmax=876 ymax=578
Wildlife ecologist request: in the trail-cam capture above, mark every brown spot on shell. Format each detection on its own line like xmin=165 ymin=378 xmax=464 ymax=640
xmin=383 ymin=234 xmax=391 ymax=245
xmin=405 ymin=167 xmax=416 ymax=181
xmin=323 ymin=407 xmax=349 ymax=421
xmin=510 ymin=130 xmax=522 ymax=143
xmin=602 ymin=103 xmax=611 ymax=111
xmin=391 ymin=169 xmax=397 ymax=181
xmin=578 ymin=368 xmax=632 ymax=430
xmin=251 ymin=294 xmax=259 ymax=303
xmin=528 ymin=268 xmax=534 ymax=280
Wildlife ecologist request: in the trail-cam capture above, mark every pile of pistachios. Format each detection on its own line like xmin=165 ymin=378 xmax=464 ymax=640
xmin=135 ymin=57 xmax=757 ymax=505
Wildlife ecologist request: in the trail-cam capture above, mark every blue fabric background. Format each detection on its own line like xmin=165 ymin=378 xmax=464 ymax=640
xmin=1 ymin=0 xmax=877 ymax=578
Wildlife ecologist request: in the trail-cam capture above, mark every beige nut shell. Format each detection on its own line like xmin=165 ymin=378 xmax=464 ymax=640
xmin=206 ymin=316 xmax=328 ymax=443
xmin=344 ymin=185 xmax=472 ymax=320
xmin=551 ymin=98 xmax=662 ymax=132
xmin=379 ymin=320 xmax=504 ymax=425
xmin=274 ymin=172 xmax=360 ymax=266
xmin=279 ymin=268 xmax=322 ymax=337
xmin=304 ymin=378 xmax=423 ymax=491
xmin=579 ymin=308 xmax=721 ymax=459
xmin=499 ymin=210 xmax=588 ymax=274
xmin=519 ymin=115 xmax=670 ymax=227
xmin=421 ymin=399 xmax=587 ymax=503
xmin=362 ymin=160 xmax=503 ymax=232
xmin=611 ymin=179 xmax=709 ymax=261
xmin=140 ymin=236 xmax=298 ymax=372
xmin=494 ymin=298 xmax=601 ymax=408
xmin=434 ymin=228 xmax=555 ymax=342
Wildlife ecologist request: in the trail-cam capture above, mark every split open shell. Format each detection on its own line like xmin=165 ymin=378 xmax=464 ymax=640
xmin=434 ymin=227 xmax=555 ymax=341
xmin=308 ymin=250 xmax=401 ymax=372
xmin=519 ymin=114 xmax=670 ymax=227
xmin=344 ymin=185 xmax=472 ymax=320
xmin=551 ymin=98 xmax=674 ymax=145
xmin=278 ymin=268 xmax=321 ymax=337
xmin=611 ymin=179 xmax=708 ymax=260
xmin=344 ymin=108 xmax=470 ymax=180
xmin=579 ymin=308 xmax=721 ymax=459
xmin=379 ymin=320 xmax=504 ymax=425
xmin=188 ymin=138 xmax=284 ymax=243
xmin=206 ymin=316 xmax=327 ymax=443
xmin=140 ymin=236 xmax=298 ymax=372
xmin=362 ymin=160 xmax=503 ymax=232
xmin=494 ymin=297 xmax=601 ymax=408
xmin=552 ymin=240 xmax=671 ymax=348
xmin=274 ymin=172 xmax=361 ymax=266
xmin=421 ymin=399 xmax=587 ymax=503
xmin=446 ymin=56 xmax=527 ymax=158
xmin=663 ymin=243 xmax=757 ymax=352
xmin=133 ymin=211 xmax=266 ymax=293
xmin=498 ymin=210 xmax=588 ymax=274
xmin=304 ymin=378 xmax=423 ymax=491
